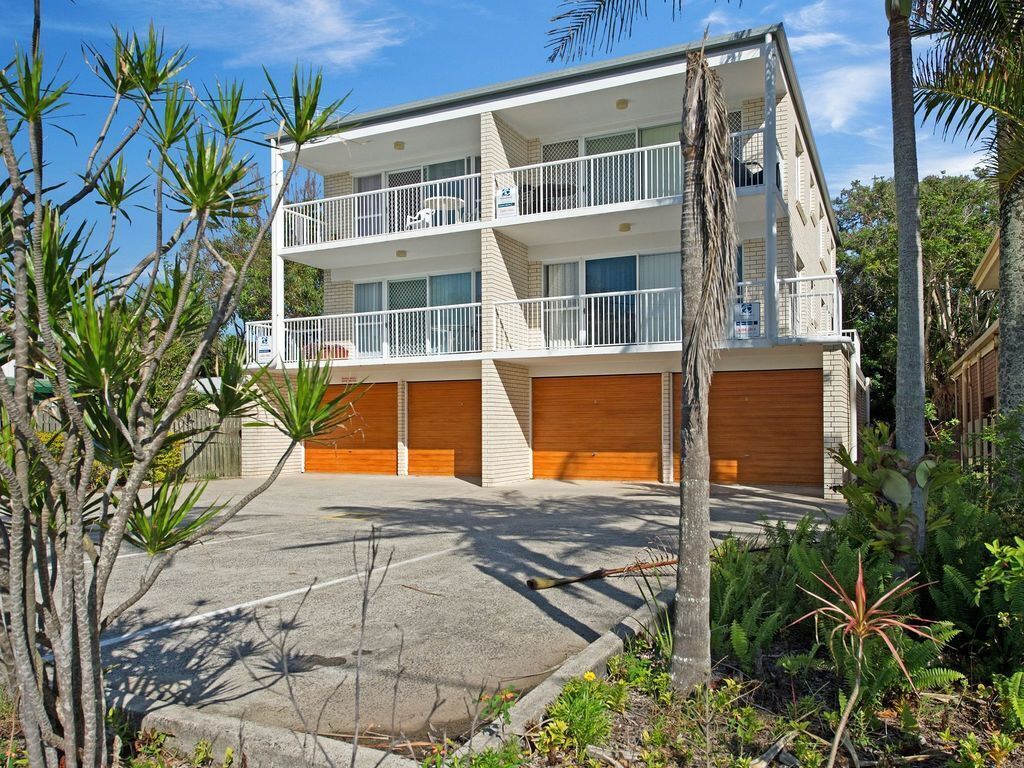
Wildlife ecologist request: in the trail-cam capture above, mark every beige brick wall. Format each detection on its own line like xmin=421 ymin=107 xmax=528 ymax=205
xmin=481 ymin=112 xmax=531 ymax=217
xmin=241 ymin=404 xmax=304 ymax=476
xmin=481 ymin=360 xmax=531 ymax=485
xmin=324 ymin=172 xmax=353 ymax=197
xmin=324 ymin=275 xmax=354 ymax=315
xmin=823 ymin=345 xmax=852 ymax=498
xmin=482 ymin=230 xmax=531 ymax=350
xmin=397 ymin=380 xmax=408 ymax=475
xmin=661 ymin=372 xmax=674 ymax=483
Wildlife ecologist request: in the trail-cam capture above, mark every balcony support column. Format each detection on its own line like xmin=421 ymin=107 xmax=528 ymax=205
xmin=762 ymin=33 xmax=779 ymax=344
xmin=270 ymin=140 xmax=286 ymax=367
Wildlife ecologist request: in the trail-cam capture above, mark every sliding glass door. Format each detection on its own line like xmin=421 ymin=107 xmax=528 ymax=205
xmin=585 ymin=255 xmax=637 ymax=345
xmin=543 ymin=262 xmax=581 ymax=348
xmin=585 ymin=132 xmax=636 ymax=206
xmin=388 ymin=278 xmax=428 ymax=356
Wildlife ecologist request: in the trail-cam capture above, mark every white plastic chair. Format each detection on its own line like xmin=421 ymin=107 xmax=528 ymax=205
xmin=405 ymin=208 xmax=434 ymax=229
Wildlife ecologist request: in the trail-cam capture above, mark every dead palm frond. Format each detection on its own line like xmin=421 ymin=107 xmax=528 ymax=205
xmin=680 ymin=51 xmax=736 ymax=404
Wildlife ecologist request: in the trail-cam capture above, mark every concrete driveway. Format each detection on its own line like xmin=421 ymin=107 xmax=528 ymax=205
xmin=104 ymin=475 xmax=839 ymax=742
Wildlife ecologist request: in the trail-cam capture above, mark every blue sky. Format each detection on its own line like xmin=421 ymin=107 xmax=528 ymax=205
xmin=11 ymin=0 xmax=981 ymax=274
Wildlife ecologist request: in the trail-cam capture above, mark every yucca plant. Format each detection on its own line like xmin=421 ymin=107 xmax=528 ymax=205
xmin=0 ymin=5 xmax=353 ymax=765
xmin=793 ymin=556 xmax=936 ymax=768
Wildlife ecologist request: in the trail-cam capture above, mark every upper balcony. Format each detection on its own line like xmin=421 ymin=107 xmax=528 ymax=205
xmin=277 ymin=130 xmax=782 ymax=254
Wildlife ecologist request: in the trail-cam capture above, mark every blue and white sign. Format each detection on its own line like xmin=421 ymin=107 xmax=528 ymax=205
xmin=256 ymin=335 xmax=274 ymax=364
xmin=495 ymin=185 xmax=519 ymax=218
xmin=733 ymin=302 xmax=761 ymax=339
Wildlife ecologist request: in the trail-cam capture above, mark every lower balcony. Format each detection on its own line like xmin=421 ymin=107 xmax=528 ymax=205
xmin=246 ymin=303 xmax=482 ymax=366
xmin=492 ymin=275 xmax=840 ymax=354
xmin=246 ymin=276 xmax=841 ymax=366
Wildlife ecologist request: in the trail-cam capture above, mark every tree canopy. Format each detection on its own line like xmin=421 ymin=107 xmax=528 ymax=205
xmin=836 ymin=173 xmax=997 ymax=424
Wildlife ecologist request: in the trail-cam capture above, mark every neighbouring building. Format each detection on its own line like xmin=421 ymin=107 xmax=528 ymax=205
xmin=951 ymin=233 xmax=1000 ymax=463
xmin=246 ymin=24 xmax=868 ymax=498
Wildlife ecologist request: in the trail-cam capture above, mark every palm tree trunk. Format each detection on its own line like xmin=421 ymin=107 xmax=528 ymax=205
xmin=999 ymin=170 xmax=1024 ymax=414
xmin=888 ymin=8 xmax=927 ymax=552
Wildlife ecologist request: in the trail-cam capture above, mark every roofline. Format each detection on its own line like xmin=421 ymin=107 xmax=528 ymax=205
xmin=277 ymin=22 xmax=841 ymax=246
xmin=972 ymin=231 xmax=1000 ymax=289
xmin=950 ymin=318 xmax=999 ymax=376
xmin=320 ymin=25 xmax=780 ymax=133
xmin=772 ymin=27 xmax=841 ymax=247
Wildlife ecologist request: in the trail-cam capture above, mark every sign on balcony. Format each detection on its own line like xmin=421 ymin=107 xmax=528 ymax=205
xmin=733 ymin=302 xmax=761 ymax=339
xmin=495 ymin=185 xmax=519 ymax=218
xmin=256 ymin=334 xmax=274 ymax=364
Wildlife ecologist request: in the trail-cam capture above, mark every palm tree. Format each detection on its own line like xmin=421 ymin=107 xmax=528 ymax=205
xmin=886 ymin=0 xmax=928 ymax=553
xmin=914 ymin=0 xmax=1024 ymax=416
xmin=548 ymin=6 xmax=736 ymax=691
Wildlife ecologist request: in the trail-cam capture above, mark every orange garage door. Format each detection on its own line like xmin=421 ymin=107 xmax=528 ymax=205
xmin=533 ymin=374 xmax=661 ymax=481
xmin=304 ymin=383 xmax=397 ymax=474
xmin=674 ymin=369 xmax=823 ymax=486
xmin=408 ymin=380 xmax=482 ymax=477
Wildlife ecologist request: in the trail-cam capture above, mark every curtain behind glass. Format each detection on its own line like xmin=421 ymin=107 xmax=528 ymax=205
xmin=543 ymin=262 xmax=580 ymax=348
xmin=428 ymin=272 xmax=473 ymax=353
xmin=639 ymin=124 xmax=682 ymax=198
xmin=354 ymin=282 xmax=383 ymax=355
xmin=639 ymin=252 xmax=681 ymax=343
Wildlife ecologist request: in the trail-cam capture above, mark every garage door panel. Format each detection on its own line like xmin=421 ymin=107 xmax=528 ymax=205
xmin=533 ymin=374 xmax=661 ymax=481
xmin=673 ymin=369 xmax=823 ymax=486
xmin=408 ymin=380 xmax=482 ymax=477
xmin=304 ymin=383 xmax=397 ymax=474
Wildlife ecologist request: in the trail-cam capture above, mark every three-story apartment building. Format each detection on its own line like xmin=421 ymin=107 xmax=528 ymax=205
xmin=245 ymin=24 xmax=868 ymax=498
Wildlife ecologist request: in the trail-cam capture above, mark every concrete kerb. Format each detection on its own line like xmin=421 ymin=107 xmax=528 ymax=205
xmin=457 ymin=586 xmax=676 ymax=758
xmin=111 ymin=691 xmax=420 ymax=768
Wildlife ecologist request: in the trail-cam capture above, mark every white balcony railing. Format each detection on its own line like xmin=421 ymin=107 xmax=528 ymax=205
xmin=492 ymin=276 xmax=839 ymax=353
xmin=493 ymin=142 xmax=681 ymax=217
xmin=778 ymin=275 xmax=842 ymax=338
xmin=730 ymin=128 xmax=783 ymax=192
xmin=246 ymin=303 xmax=482 ymax=365
xmin=282 ymin=173 xmax=482 ymax=248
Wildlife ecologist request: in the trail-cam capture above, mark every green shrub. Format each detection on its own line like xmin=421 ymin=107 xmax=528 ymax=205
xmin=547 ymin=673 xmax=626 ymax=758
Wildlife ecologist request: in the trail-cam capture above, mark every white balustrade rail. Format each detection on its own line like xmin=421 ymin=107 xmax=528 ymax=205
xmin=778 ymin=275 xmax=841 ymax=338
xmin=282 ymin=173 xmax=482 ymax=248
xmin=730 ymin=128 xmax=783 ymax=191
xmin=492 ymin=143 xmax=681 ymax=217
xmin=493 ymin=287 xmax=682 ymax=352
xmin=246 ymin=303 xmax=481 ymax=364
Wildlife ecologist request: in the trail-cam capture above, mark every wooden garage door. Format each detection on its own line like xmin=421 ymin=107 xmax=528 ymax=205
xmin=408 ymin=380 xmax=482 ymax=477
xmin=304 ymin=383 xmax=397 ymax=474
xmin=673 ymin=369 xmax=823 ymax=486
xmin=533 ymin=374 xmax=661 ymax=481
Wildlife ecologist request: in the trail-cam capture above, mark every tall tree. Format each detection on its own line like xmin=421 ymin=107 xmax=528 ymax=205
xmin=0 ymin=9 xmax=353 ymax=766
xmin=673 ymin=51 xmax=737 ymax=693
xmin=836 ymin=174 xmax=998 ymax=424
xmin=548 ymin=4 xmax=735 ymax=690
xmin=913 ymin=0 xmax=1024 ymax=415
xmin=887 ymin=0 xmax=928 ymax=553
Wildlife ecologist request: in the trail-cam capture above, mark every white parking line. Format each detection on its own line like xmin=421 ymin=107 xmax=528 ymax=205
xmin=117 ymin=531 xmax=279 ymax=559
xmin=100 ymin=546 xmax=458 ymax=649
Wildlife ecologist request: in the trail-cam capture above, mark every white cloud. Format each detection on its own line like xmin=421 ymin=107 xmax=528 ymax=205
xmin=804 ymin=63 xmax=890 ymax=132
xmin=701 ymin=9 xmax=732 ymax=29
xmin=101 ymin=0 xmax=408 ymax=71
xmin=830 ymin=133 xmax=983 ymax=190
xmin=786 ymin=0 xmax=833 ymax=32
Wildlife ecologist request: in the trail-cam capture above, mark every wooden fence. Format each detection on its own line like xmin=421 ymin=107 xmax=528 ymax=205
xmin=30 ymin=407 xmax=242 ymax=479
xmin=961 ymin=415 xmax=997 ymax=466
xmin=175 ymin=410 xmax=242 ymax=479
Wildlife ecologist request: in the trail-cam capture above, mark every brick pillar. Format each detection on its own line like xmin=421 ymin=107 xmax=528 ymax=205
xmin=661 ymin=372 xmax=674 ymax=483
xmin=481 ymin=361 xmax=531 ymax=485
xmin=397 ymin=380 xmax=408 ymax=476
xmin=823 ymin=346 xmax=852 ymax=498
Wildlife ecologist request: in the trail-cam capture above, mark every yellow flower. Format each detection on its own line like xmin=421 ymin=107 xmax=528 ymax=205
xmin=583 ymin=671 xmax=596 ymax=682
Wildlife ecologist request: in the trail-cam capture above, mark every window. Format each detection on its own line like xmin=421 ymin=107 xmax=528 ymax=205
xmin=727 ymin=111 xmax=742 ymax=133
xmin=736 ymin=245 xmax=744 ymax=283
xmin=794 ymin=134 xmax=806 ymax=212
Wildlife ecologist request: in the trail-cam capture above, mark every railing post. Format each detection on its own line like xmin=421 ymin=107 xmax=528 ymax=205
xmin=270 ymin=140 xmax=286 ymax=367
xmin=763 ymin=32 xmax=779 ymax=344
